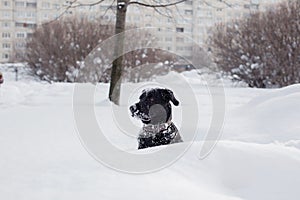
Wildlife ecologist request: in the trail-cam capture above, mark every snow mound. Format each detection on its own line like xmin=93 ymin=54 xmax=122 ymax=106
xmin=205 ymin=141 xmax=300 ymax=200
xmin=225 ymin=84 xmax=300 ymax=145
xmin=247 ymin=84 xmax=300 ymax=107
xmin=0 ymin=76 xmax=299 ymax=200
xmin=245 ymin=84 xmax=300 ymax=142
xmin=181 ymin=70 xmax=247 ymax=87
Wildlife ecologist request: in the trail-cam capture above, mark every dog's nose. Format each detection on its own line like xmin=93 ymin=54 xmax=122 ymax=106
xmin=129 ymin=105 xmax=137 ymax=116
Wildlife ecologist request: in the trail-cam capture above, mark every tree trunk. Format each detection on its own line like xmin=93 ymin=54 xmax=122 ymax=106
xmin=108 ymin=0 xmax=129 ymax=105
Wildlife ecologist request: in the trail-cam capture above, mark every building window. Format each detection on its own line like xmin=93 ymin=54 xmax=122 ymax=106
xmin=2 ymin=22 xmax=10 ymax=28
xmin=26 ymin=23 xmax=37 ymax=28
xmin=26 ymin=2 xmax=37 ymax=8
xmin=53 ymin=3 xmax=60 ymax=9
xmin=184 ymin=0 xmax=192 ymax=5
xmin=15 ymin=22 xmax=37 ymax=28
xmin=185 ymin=10 xmax=193 ymax=15
xmin=16 ymin=32 xmax=26 ymax=38
xmin=165 ymin=37 xmax=172 ymax=42
xmin=15 ymin=22 xmax=24 ymax=27
xmin=2 ymin=43 xmax=11 ymax=49
xmin=15 ymin=52 xmax=24 ymax=59
xmin=15 ymin=1 xmax=25 ymax=7
xmin=176 ymin=27 xmax=184 ymax=33
xmin=42 ymin=2 xmax=50 ymax=9
xmin=176 ymin=46 xmax=184 ymax=51
xmin=2 ymin=1 xmax=10 ymax=7
xmin=27 ymin=12 xmax=36 ymax=18
xmin=27 ymin=33 xmax=33 ymax=38
xmin=176 ymin=37 xmax=184 ymax=42
xmin=2 ymin=32 xmax=10 ymax=38
xmin=16 ymin=11 xmax=26 ymax=17
xmin=15 ymin=42 xmax=26 ymax=48
xmin=2 ymin=11 xmax=11 ymax=18
xmin=2 ymin=53 xmax=9 ymax=59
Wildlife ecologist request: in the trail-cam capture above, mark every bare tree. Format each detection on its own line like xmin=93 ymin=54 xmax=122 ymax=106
xmin=209 ymin=0 xmax=300 ymax=88
xmin=58 ymin=0 xmax=189 ymax=104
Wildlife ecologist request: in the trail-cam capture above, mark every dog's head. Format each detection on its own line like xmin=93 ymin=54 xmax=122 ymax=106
xmin=130 ymin=88 xmax=179 ymax=125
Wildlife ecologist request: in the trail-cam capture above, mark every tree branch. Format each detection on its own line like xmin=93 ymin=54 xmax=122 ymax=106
xmin=69 ymin=0 xmax=106 ymax=8
xmin=100 ymin=0 xmax=117 ymax=21
xmin=218 ymin=0 xmax=233 ymax=8
xmin=128 ymin=0 xmax=187 ymax=8
xmin=202 ymin=0 xmax=226 ymax=9
xmin=42 ymin=0 xmax=108 ymax=25
xmin=152 ymin=7 xmax=173 ymax=18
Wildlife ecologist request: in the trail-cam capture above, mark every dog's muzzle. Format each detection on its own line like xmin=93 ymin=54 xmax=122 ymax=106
xmin=130 ymin=104 xmax=151 ymax=122
xmin=129 ymin=105 xmax=137 ymax=117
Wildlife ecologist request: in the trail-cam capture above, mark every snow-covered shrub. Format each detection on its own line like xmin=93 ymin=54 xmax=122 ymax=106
xmin=25 ymin=16 xmax=114 ymax=82
xmin=77 ymin=28 xmax=177 ymax=83
xmin=209 ymin=1 xmax=300 ymax=88
xmin=123 ymin=48 xmax=176 ymax=83
xmin=25 ymin=17 xmax=176 ymax=83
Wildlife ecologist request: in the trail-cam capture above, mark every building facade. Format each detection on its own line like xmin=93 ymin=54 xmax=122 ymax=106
xmin=0 ymin=0 xmax=283 ymax=63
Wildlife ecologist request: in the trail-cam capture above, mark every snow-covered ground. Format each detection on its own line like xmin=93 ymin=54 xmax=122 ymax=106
xmin=0 ymin=66 xmax=300 ymax=200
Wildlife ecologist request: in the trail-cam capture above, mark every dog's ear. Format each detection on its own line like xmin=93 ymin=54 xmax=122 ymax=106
xmin=164 ymin=89 xmax=179 ymax=106
xmin=139 ymin=90 xmax=147 ymax=100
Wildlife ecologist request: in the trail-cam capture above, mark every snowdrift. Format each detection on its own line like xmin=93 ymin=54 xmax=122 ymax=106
xmin=0 ymin=69 xmax=299 ymax=200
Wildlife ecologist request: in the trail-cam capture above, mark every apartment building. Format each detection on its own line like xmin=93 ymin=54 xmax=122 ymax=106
xmin=0 ymin=0 xmax=63 ymax=62
xmin=0 ymin=0 xmax=283 ymax=63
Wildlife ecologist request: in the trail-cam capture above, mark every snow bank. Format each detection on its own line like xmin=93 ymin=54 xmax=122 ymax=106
xmin=0 ymin=70 xmax=299 ymax=200
xmin=223 ymin=84 xmax=300 ymax=145
xmin=180 ymin=70 xmax=248 ymax=87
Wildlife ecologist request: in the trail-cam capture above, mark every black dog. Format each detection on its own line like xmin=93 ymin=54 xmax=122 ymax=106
xmin=130 ymin=88 xmax=183 ymax=149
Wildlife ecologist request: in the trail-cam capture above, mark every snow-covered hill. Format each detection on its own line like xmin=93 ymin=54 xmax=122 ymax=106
xmin=0 ymin=70 xmax=299 ymax=200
